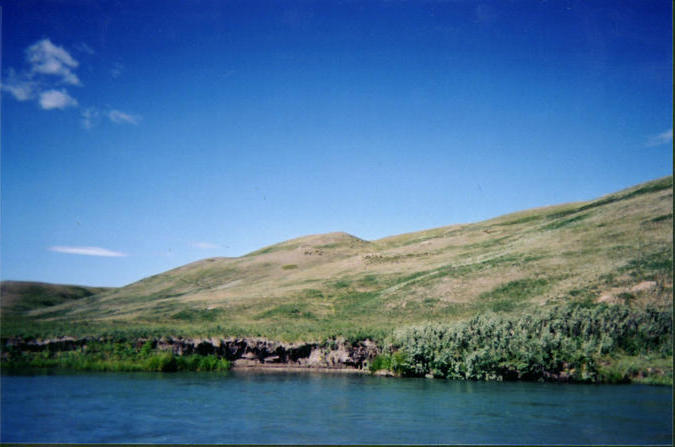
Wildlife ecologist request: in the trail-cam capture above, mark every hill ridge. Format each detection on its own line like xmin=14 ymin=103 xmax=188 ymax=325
xmin=1 ymin=175 xmax=671 ymax=342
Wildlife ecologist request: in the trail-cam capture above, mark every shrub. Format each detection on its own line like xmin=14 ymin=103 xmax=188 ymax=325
xmin=369 ymin=354 xmax=391 ymax=372
xmin=388 ymin=302 xmax=672 ymax=382
xmin=145 ymin=353 xmax=177 ymax=372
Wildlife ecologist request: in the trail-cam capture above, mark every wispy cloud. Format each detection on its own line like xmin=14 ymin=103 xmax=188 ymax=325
xmin=49 ymin=246 xmax=127 ymax=257
xmin=107 ymin=109 xmax=141 ymax=125
xmin=80 ymin=107 xmax=100 ymax=129
xmin=27 ymin=38 xmax=81 ymax=85
xmin=646 ymin=129 xmax=673 ymax=147
xmin=2 ymin=68 xmax=37 ymax=101
xmin=111 ymin=62 xmax=124 ymax=79
xmin=192 ymin=242 xmax=220 ymax=249
xmin=75 ymin=42 xmax=95 ymax=55
xmin=39 ymin=89 xmax=78 ymax=110
xmin=80 ymin=107 xmax=141 ymax=129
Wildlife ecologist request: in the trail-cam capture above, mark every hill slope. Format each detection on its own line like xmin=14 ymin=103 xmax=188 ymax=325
xmin=1 ymin=281 xmax=111 ymax=314
xmin=2 ymin=176 xmax=672 ymax=341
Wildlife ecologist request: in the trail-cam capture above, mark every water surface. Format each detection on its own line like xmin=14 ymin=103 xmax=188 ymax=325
xmin=1 ymin=369 xmax=672 ymax=444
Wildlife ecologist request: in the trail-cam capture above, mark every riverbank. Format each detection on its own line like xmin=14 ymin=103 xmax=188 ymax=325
xmin=231 ymin=364 xmax=368 ymax=374
xmin=2 ymin=303 xmax=672 ymax=384
xmin=0 ymin=335 xmax=379 ymax=373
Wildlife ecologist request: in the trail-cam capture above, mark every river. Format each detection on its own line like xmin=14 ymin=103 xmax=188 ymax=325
xmin=1 ymin=369 xmax=672 ymax=444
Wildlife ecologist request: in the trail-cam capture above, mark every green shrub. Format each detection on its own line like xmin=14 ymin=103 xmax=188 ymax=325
xmin=389 ymin=302 xmax=672 ymax=382
xmin=145 ymin=353 xmax=177 ymax=372
xmin=140 ymin=340 xmax=154 ymax=356
xmin=369 ymin=354 xmax=391 ymax=372
xmin=1 ymin=340 xmax=232 ymax=373
xmin=368 ymin=351 xmax=410 ymax=375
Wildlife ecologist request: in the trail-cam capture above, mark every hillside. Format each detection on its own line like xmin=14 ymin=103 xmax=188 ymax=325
xmin=1 ymin=176 xmax=672 ymax=341
xmin=0 ymin=281 xmax=110 ymax=314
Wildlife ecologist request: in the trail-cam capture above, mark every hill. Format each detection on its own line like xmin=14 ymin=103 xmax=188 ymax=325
xmin=1 ymin=281 xmax=111 ymax=314
xmin=1 ymin=176 xmax=672 ymax=342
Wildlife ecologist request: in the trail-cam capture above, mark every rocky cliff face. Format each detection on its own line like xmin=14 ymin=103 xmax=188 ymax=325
xmin=1 ymin=336 xmax=380 ymax=371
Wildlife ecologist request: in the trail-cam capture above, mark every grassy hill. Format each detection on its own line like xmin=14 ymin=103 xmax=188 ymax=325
xmin=1 ymin=176 xmax=672 ymax=342
xmin=1 ymin=281 xmax=110 ymax=314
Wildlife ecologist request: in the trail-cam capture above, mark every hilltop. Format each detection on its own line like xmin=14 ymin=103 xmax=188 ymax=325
xmin=1 ymin=176 xmax=672 ymax=342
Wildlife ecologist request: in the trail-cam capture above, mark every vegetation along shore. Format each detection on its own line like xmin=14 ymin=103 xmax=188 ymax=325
xmin=1 ymin=176 xmax=672 ymax=384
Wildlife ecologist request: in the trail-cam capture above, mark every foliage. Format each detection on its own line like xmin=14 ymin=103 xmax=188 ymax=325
xmin=368 ymin=352 xmax=408 ymax=374
xmin=596 ymin=354 xmax=673 ymax=385
xmin=388 ymin=302 xmax=672 ymax=383
xmin=1 ymin=340 xmax=231 ymax=373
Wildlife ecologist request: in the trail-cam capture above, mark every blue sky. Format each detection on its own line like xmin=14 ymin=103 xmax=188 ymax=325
xmin=1 ymin=0 xmax=672 ymax=287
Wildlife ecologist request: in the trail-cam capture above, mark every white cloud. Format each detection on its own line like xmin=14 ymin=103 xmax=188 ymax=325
xmin=107 ymin=109 xmax=141 ymax=125
xmin=81 ymin=107 xmax=142 ymax=129
xmin=1 ymin=68 xmax=36 ymax=101
xmin=192 ymin=242 xmax=220 ymax=249
xmin=646 ymin=129 xmax=673 ymax=147
xmin=49 ymin=246 xmax=127 ymax=257
xmin=80 ymin=107 xmax=100 ymax=129
xmin=4 ymin=38 xmax=142 ymax=129
xmin=3 ymin=39 xmax=82 ymax=111
xmin=39 ymin=89 xmax=78 ymax=110
xmin=26 ymin=38 xmax=81 ymax=85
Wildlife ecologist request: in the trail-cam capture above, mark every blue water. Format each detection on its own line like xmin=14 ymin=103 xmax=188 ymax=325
xmin=1 ymin=370 xmax=672 ymax=444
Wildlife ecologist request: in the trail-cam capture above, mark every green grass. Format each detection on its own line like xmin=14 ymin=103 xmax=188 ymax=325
xmin=0 ymin=282 xmax=109 ymax=313
xmin=623 ymin=176 xmax=673 ymax=199
xmin=545 ymin=176 xmax=672 ymax=222
xmin=542 ymin=213 xmax=591 ymax=230
xmin=317 ymin=243 xmax=340 ymax=249
xmin=245 ymin=243 xmax=299 ymax=256
xmin=302 ymin=289 xmax=324 ymax=299
xmin=648 ymin=213 xmax=673 ymax=223
xmin=597 ymin=354 xmax=673 ymax=385
xmin=368 ymin=352 xmax=408 ymax=374
xmin=1 ymin=340 xmax=231 ymax=373
xmin=479 ymin=278 xmax=552 ymax=312
xmin=567 ymin=287 xmax=600 ymax=305
xmin=331 ymin=279 xmax=352 ymax=289
xmin=171 ymin=307 xmax=223 ymax=321
xmin=618 ymin=249 xmax=673 ymax=281
xmin=255 ymin=304 xmax=318 ymax=320
xmin=497 ymin=214 xmax=543 ymax=226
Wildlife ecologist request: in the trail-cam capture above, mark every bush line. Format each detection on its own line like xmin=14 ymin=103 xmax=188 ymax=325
xmin=2 ymin=340 xmax=231 ymax=372
xmin=372 ymin=302 xmax=672 ymax=383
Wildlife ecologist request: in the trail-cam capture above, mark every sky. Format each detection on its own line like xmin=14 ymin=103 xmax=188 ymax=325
xmin=1 ymin=0 xmax=672 ymax=287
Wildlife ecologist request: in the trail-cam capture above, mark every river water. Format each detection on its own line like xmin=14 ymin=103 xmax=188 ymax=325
xmin=1 ymin=369 xmax=672 ymax=444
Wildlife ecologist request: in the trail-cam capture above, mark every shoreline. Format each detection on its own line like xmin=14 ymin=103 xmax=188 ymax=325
xmin=230 ymin=364 xmax=368 ymax=374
